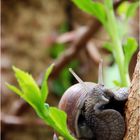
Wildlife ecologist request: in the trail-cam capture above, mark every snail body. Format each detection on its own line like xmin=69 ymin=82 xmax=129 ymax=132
xmin=59 ymin=63 xmax=128 ymax=140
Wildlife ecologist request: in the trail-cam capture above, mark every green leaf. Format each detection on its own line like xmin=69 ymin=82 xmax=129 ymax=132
xmin=12 ymin=66 xmax=43 ymax=109
xmin=72 ymin=0 xmax=106 ymax=24
xmin=49 ymin=107 xmax=68 ymax=131
xmin=117 ymin=1 xmax=139 ymax=19
xmin=126 ymin=2 xmax=139 ymax=18
xmin=42 ymin=107 xmax=75 ymax=140
xmin=117 ymin=2 xmax=130 ymax=16
xmin=123 ymin=38 xmax=138 ymax=70
xmin=6 ymin=83 xmax=39 ymax=111
xmin=6 ymin=83 xmax=23 ymax=97
xmin=41 ymin=64 xmax=54 ymax=102
xmin=49 ymin=107 xmax=73 ymax=138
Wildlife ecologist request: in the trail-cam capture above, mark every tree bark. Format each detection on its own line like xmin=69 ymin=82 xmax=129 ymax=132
xmin=124 ymin=51 xmax=140 ymax=140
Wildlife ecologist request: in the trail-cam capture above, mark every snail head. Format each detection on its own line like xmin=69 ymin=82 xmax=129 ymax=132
xmin=88 ymin=85 xmax=109 ymax=105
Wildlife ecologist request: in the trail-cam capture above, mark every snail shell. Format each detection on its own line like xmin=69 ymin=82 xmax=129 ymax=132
xmin=59 ymin=82 xmax=96 ymax=137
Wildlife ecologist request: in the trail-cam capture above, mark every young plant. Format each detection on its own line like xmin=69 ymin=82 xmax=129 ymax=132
xmin=6 ymin=64 xmax=76 ymax=140
xmin=72 ymin=0 xmax=139 ymax=87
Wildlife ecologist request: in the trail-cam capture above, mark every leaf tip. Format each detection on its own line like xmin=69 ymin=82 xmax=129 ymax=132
xmin=50 ymin=63 xmax=55 ymax=68
xmin=12 ymin=65 xmax=17 ymax=71
xmin=12 ymin=66 xmax=21 ymax=74
xmin=5 ymin=82 xmax=10 ymax=87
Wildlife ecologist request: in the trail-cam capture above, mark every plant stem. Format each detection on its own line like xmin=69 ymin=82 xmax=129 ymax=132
xmin=113 ymin=38 xmax=130 ymax=86
xmin=104 ymin=3 xmax=130 ymax=87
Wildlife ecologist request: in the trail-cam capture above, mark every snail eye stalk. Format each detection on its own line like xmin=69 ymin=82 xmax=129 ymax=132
xmin=69 ymin=68 xmax=89 ymax=94
xmin=98 ymin=59 xmax=104 ymax=86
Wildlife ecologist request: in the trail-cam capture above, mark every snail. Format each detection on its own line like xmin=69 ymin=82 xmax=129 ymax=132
xmin=58 ymin=61 xmax=128 ymax=140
